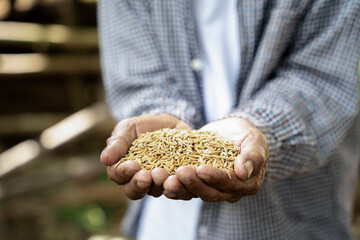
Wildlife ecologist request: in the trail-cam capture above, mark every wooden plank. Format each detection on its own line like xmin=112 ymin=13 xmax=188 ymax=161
xmin=0 ymin=21 xmax=98 ymax=50
xmin=0 ymin=113 xmax=67 ymax=134
xmin=0 ymin=53 xmax=100 ymax=74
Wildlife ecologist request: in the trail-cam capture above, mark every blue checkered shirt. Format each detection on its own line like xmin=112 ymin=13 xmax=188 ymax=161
xmin=98 ymin=0 xmax=360 ymax=239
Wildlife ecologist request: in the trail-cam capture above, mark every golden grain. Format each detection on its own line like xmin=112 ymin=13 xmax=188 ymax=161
xmin=114 ymin=128 xmax=241 ymax=176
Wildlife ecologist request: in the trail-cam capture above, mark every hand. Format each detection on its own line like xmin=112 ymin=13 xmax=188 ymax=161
xmin=163 ymin=118 xmax=268 ymax=203
xmin=100 ymin=113 xmax=191 ymax=200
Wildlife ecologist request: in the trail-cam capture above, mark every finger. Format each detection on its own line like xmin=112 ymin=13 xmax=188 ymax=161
xmin=226 ymin=195 xmax=243 ymax=203
xmin=107 ymin=160 xmax=141 ymax=185
xmin=114 ymin=114 xmax=190 ymax=138
xmin=135 ymin=113 xmax=192 ymax=132
xmin=195 ymin=165 xmax=245 ymax=202
xmin=103 ymin=118 xmax=142 ymax=166
xmin=242 ymin=163 xmax=267 ymax=196
xmin=176 ymin=166 xmax=225 ymax=202
xmin=235 ymin=149 xmax=266 ymax=181
xmin=197 ymin=164 xmax=266 ymax=199
xmin=235 ymin=133 xmax=268 ymax=181
xmin=123 ymin=170 xmax=152 ymax=200
xmin=163 ymin=175 xmax=197 ymax=200
xmin=103 ymin=115 xmax=192 ymax=166
xmin=111 ymin=118 xmax=138 ymax=139
xmin=233 ymin=163 xmax=267 ymax=197
xmin=106 ymin=136 xmax=117 ymax=146
xmin=147 ymin=168 xmax=169 ymax=197
xmin=101 ymin=136 xmax=132 ymax=166
xmin=196 ymin=165 xmax=240 ymax=193
xmin=175 ymin=120 xmax=192 ymax=130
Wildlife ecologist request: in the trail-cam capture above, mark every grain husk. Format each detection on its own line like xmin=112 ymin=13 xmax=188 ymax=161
xmin=114 ymin=128 xmax=240 ymax=176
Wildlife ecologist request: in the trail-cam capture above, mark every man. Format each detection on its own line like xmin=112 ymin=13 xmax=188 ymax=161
xmin=98 ymin=0 xmax=360 ymax=239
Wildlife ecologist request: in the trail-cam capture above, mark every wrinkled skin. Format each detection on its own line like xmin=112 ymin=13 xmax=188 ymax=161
xmin=101 ymin=114 xmax=268 ymax=203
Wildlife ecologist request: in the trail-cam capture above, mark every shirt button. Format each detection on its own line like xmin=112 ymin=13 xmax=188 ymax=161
xmin=190 ymin=58 xmax=203 ymax=72
xmin=198 ymin=225 xmax=208 ymax=237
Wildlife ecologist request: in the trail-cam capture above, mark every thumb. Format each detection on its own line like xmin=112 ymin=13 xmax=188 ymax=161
xmin=234 ymin=136 xmax=268 ymax=181
xmin=175 ymin=120 xmax=192 ymax=130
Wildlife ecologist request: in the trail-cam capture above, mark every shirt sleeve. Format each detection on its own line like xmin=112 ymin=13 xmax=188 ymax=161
xmin=228 ymin=0 xmax=360 ymax=180
xmin=98 ymin=0 xmax=201 ymax=128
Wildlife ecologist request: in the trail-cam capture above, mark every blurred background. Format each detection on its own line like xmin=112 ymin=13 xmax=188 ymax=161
xmin=0 ymin=0 xmax=359 ymax=239
xmin=0 ymin=0 xmax=129 ymax=239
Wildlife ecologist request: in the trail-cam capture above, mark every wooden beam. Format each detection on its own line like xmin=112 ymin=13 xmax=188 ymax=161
xmin=0 ymin=113 xmax=67 ymax=134
xmin=0 ymin=53 xmax=100 ymax=74
xmin=0 ymin=21 xmax=98 ymax=50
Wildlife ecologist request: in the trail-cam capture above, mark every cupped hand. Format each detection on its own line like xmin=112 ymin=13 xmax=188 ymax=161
xmin=100 ymin=113 xmax=191 ymax=200
xmin=163 ymin=117 xmax=269 ymax=203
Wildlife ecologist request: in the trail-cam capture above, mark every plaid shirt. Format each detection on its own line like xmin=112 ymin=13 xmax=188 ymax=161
xmin=98 ymin=0 xmax=360 ymax=239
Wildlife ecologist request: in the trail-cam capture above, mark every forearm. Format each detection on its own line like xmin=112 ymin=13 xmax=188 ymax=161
xmin=98 ymin=0 xmax=202 ymax=128
xmin=228 ymin=0 xmax=360 ymax=180
xmin=103 ymin=79 xmax=200 ymax=128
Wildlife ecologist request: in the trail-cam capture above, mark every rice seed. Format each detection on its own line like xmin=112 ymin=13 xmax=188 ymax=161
xmin=114 ymin=128 xmax=241 ymax=175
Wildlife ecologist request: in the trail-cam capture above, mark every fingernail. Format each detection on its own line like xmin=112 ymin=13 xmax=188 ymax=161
xmin=180 ymin=177 xmax=193 ymax=185
xmin=168 ymin=187 xmax=180 ymax=194
xmin=244 ymin=161 xmax=254 ymax=179
xmin=197 ymin=173 xmax=211 ymax=182
xmin=125 ymin=168 xmax=136 ymax=176
xmin=107 ymin=137 xmax=117 ymax=146
xmin=136 ymin=180 xmax=148 ymax=189
xmin=164 ymin=190 xmax=177 ymax=198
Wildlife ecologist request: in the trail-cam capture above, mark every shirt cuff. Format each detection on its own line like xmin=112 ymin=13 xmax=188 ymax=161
xmin=224 ymin=100 xmax=317 ymax=180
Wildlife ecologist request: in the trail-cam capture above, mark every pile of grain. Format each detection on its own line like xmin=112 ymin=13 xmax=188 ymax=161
xmin=114 ymin=128 xmax=241 ymax=175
